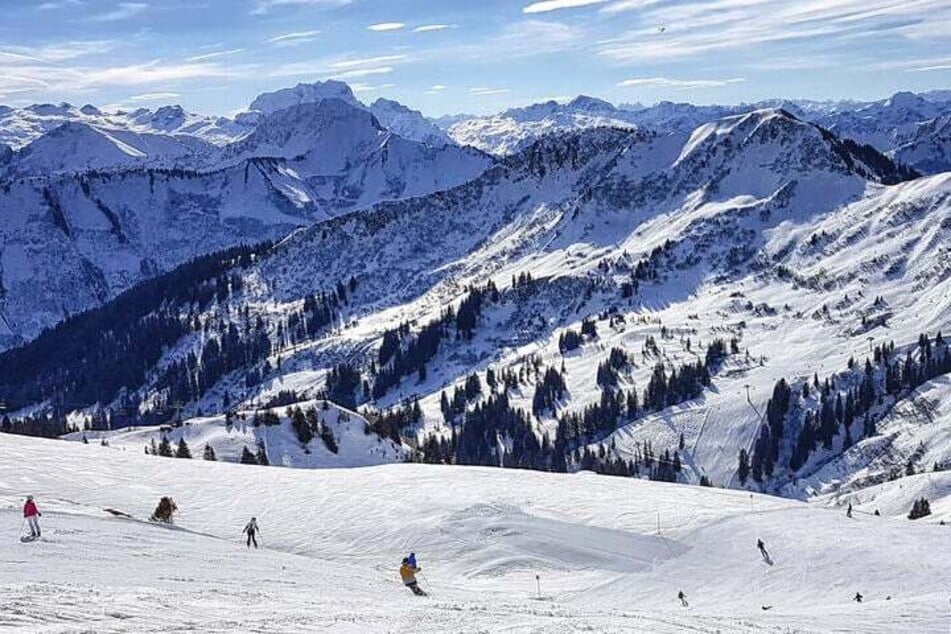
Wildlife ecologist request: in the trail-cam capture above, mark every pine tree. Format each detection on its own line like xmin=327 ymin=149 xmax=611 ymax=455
xmin=157 ymin=435 xmax=173 ymax=457
xmin=240 ymin=446 xmax=258 ymax=464
xmin=738 ymin=448 xmax=750 ymax=485
xmin=256 ymin=439 xmax=269 ymax=466
xmin=203 ymin=443 xmax=217 ymax=461
xmin=175 ymin=438 xmax=192 ymax=458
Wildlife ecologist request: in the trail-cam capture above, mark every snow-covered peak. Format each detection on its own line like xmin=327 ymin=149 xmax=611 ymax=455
xmin=369 ymin=98 xmax=453 ymax=147
xmin=248 ymin=80 xmax=359 ymax=115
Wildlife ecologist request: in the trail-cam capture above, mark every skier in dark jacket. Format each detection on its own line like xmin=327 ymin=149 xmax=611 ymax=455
xmin=678 ymin=590 xmax=688 ymax=607
xmin=847 ymin=503 xmax=853 ymax=518
xmin=243 ymin=517 xmax=260 ymax=548
xmin=854 ymin=592 xmax=863 ymax=603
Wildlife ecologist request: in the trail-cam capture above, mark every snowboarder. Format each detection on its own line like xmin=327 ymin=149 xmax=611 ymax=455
xmin=243 ymin=517 xmax=260 ymax=549
xmin=23 ymin=496 xmax=41 ymax=539
xmin=847 ymin=503 xmax=853 ymax=518
xmin=854 ymin=592 xmax=863 ymax=603
xmin=678 ymin=590 xmax=688 ymax=607
xmin=400 ymin=557 xmax=427 ymax=596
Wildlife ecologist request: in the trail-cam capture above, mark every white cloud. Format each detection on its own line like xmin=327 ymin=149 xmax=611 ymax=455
xmin=414 ymin=24 xmax=451 ymax=32
xmin=267 ymin=30 xmax=321 ymax=45
xmin=331 ymin=55 xmax=408 ymax=69
xmin=907 ymin=63 xmax=951 ymax=72
xmin=617 ymin=76 xmax=746 ymax=89
xmin=129 ymin=91 xmax=181 ymax=102
xmin=523 ymin=0 xmax=605 ymax=14
xmin=430 ymin=84 xmax=446 ymax=91
xmin=186 ymin=48 xmax=245 ymax=62
xmin=598 ymin=0 xmax=950 ymax=63
xmin=470 ymin=87 xmax=511 ymax=96
xmin=350 ymin=82 xmax=395 ymax=93
xmin=367 ymin=22 xmax=406 ymax=32
xmin=252 ymin=0 xmax=351 ymax=15
xmin=86 ymin=2 xmax=148 ymax=22
xmin=330 ymin=67 xmax=395 ymax=79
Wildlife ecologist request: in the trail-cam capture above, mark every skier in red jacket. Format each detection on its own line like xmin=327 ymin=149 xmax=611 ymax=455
xmin=23 ymin=496 xmax=41 ymax=538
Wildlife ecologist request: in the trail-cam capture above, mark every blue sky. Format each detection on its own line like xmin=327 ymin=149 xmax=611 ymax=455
xmin=0 ymin=0 xmax=949 ymax=116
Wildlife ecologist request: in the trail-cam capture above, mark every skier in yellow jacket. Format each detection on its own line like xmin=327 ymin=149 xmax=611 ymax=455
xmin=399 ymin=557 xmax=427 ymax=596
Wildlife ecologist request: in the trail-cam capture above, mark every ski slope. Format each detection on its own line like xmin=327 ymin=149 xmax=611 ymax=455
xmin=1 ymin=434 xmax=948 ymax=632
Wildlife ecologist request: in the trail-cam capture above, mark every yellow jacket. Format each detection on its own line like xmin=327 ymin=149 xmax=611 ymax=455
xmin=399 ymin=563 xmax=419 ymax=585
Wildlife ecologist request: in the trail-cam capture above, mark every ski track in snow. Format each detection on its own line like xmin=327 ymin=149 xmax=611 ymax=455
xmin=1 ymin=434 xmax=949 ymax=632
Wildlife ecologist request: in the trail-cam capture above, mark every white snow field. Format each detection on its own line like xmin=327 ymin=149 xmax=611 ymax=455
xmin=1 ymin=434 xmax=949 ymax=633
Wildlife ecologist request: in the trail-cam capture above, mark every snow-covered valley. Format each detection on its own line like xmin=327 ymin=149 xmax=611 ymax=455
xmin=2 ymin=433 xmax=949 ymax=633
xmin=2 ymin=76 xmax=951 ymax=633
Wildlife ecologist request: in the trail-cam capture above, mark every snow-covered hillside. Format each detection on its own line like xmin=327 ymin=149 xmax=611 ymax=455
xmin=66 ymin=399 xmax=405 ymax=468
xmin=2 ymin=106 xmax=944 ymax=511
xmin=0 ymin=158 xmax=321 ymax=347
xmin=1 ymin=433 xmax=948 ymax=632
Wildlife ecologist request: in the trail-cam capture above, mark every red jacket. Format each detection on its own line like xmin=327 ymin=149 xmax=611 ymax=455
xmin=23 ymin=500 xmax=39 ymax=518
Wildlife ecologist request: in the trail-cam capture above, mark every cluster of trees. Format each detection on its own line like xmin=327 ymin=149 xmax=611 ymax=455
xmin=596 ymin=347 xmax=632 ymax=387
xmin=288 ymin=405 xmax=339 ymax=454
xmin=372 ymin=282 xmax=499 ymax=399
xmin=0 ymin=243 xmax=268 ymax=426
xmin=440 ymin=374 xmax=483 ymax=421
xmin=742 ymin=332 xmax=950 ymax=485
xmin=908 ymin=497 xmax=932 ymax=520
xmin=324 ymin=364 xmax=362 ymax=410
xmin=145 ymin=435 xmax=200 ymax=459
xmin=366 ymin=400 xmax=421 ymax=445
xmin=558 ymin=318 xmax=599 ymax=353
xmin=532 ymin=367 xmax=567 ymax=416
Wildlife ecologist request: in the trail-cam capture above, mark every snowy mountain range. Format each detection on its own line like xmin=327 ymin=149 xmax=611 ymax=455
xmin=441 ymin=91 xmax=951 ymax=176
xmin=0 ymin=81 xmax=950 ymax=531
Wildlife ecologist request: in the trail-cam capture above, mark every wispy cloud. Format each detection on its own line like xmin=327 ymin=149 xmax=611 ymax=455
xmin=252 ymin=0 xmax=350 ymax=15
xmin=524 ymin=0 xmax=605 ymax=13
xmin=186 ymin=48 xmax=244 ymax=62
xmin=129 ymin=91 xmax=181 ymax=102
xmin=617 ymin=76 xmax=746 ymax=89
xmin=598 ymin=0 xmax=949 ymax=63
xmin=414 ymin=24 xmax=451 ymax=32
xmin=267 ymin=30 xmax=321 ymax=45
xmin=331 ymin=67 xmax=395 ymax=79
xmin=86 ymin=2 xmax=148 ymax=22
xmin=470 ymin=86 xmax=511 ymax=96
xmin=367 ymin=22 xmax=405 ymax=32
xmin=350 ymin=82 xmax=395 ymax=93
xmin=906 ymin=62 xmax=951 ymax=72
xmin=330 ymin=54 xmax=407 ymax=69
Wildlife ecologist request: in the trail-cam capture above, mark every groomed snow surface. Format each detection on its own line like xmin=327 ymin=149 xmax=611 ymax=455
xmin=1 ymin=434 xmax=948 ymax=633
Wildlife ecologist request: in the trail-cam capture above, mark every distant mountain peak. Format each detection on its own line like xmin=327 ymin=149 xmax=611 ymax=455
xmin=249 ymin=80 xmax=359 ymax=115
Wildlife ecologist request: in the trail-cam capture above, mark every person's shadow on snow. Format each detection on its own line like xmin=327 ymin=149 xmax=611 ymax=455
xmin=760 ymin=551 xmax=774 ymax=566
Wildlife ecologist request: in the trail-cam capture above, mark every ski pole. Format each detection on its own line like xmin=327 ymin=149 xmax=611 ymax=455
xmin=18 ymin=518 xmax=26 ymax=537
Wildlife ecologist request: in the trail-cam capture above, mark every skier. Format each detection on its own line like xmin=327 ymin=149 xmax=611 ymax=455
xmin=757 ymin=538 xmax=769 ymax=558
xmin=847 ymin=503 xmax=853 ymax=518
xmin=243 ymin=517 xmax=260 ymax=549
xmin=150 ymin=496 xmax=178 ymax=523
xmin=23 ymin=496 xmax=41 ymax=539
xmin=400 ymin=557 xmax=427 ymax=596
xmin=854 ymin=592 xmax=863 ymax=603
xmin=678 ymin=590 xmax=688 ymax=607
